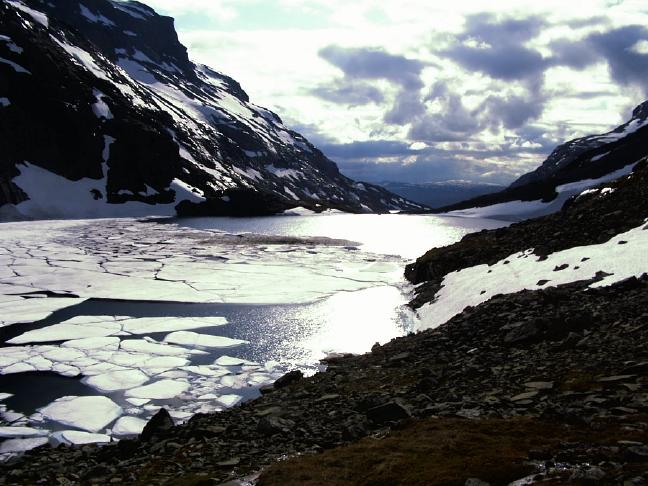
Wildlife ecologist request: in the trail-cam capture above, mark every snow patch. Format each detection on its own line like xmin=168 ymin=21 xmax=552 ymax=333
xmin=266 ymin=164 xmax=302 ymax=180
xmin=79 ymin=4 xmax=115 ymax=26
xmin=448 ymin=161 xmax=639 ymax=221
xmin=7 ymin=1 xmax=49 ymax=27
xmin=0 ymin=57 xmax=30 ymax=74
xmin=92 ymin=89 xmax=113 ymax=120
xmin=0 ymin=35 xmax=22 ymax=54
xmin=417 ymin=220 xmax=648 ymax=331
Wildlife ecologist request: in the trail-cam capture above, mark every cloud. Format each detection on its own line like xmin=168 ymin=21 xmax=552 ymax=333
xmin=309 ymin=80 xmax=384 ymax=105
xmin=334 ymin=145 xmax=540 ymax=184
xmin=444 ymin=44 xmax=547 ymax=81
xmin=547 ymin=25 xmax=648 ymax=94
xmin=408 ymin=92 xmax=482 ymax=142
xmin=548 ymin=38 xmax=600 ymax=70
xmin=441 ymin=14 xmax=548 ymax=82
xmin=461 ymin=13 xmax=547 ymax=44
xmin=383 ymin=90 xmax=426 ymax=125
xmin=319 ymin=139 xmax=420 ymax=159
xmin=137 ymin=0 xmax=238 ymax=21
xmin=587 ymin=25 xmax=648 ymax=92
xmin=479 ymin=79 xmax=547 ymax=130
xmin=318 ymin=45 xmax=426 ymax=90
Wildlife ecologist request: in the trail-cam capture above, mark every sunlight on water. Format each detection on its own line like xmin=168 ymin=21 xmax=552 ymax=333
xmin=287 ymin=286 xmax=413 ymax=364
xmin=178 ymin=213 xmax=506 ymax=260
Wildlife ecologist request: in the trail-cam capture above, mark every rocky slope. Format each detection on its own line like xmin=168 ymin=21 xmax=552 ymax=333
xmin=428 ymin=101 xmax=648 ymax=214
xmin=0 ymin=0 xmax=421 ymax=219
xmin=405 ymin=158 xmax=648 ymax=305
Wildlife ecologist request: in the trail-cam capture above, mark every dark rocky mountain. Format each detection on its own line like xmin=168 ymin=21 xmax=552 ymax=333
xmin=0 ymin=0 xmax=423 ymax=219
xmin=431 ymin=101 xmax=648 ymax=213
xmin=381 ymin=180 xmax=504 ymax=208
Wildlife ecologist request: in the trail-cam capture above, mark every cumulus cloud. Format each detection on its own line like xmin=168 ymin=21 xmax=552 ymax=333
xmin=383 ymin=90 xmax=426 ymax=125
xmin=548 ymin=38 xmax=600 ymax=70
xmin=319 ymin=139 xmax=420 ymax=159
xmin=588 ymin=25 xmax=648 ymax=92
xmin=442 ymin=14 xmax=548 ymax=82
xmin=309 ymin=80 xmax=384 ymax=105
xmin=318 ymin=45 xmax=426 ymax=90
xmin=546 ymin=25 xmax=648 ymax=94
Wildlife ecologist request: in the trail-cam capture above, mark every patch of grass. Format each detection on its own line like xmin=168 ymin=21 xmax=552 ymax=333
xmin=258 ymin=416 xmax=647 ymax=486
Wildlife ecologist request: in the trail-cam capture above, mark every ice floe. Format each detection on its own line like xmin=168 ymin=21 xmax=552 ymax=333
xmin=0 ymin=426 xmax=48 ymax=438
xmin=0 ymin=297 xmax=87 ymax=328
xmin=0 ymin=437 xmax=48 ymax=454
xmin=39 ymin=396 xmax=122 ymax=432
xmin=215 ymin=394 xmax=243 ymax=407
xmin=125 ymin=379 xmax=190 ymax=400
xmin=8 ymin=316 xmax=228 ymax=344
xmin=163 ymin=331 xmax=248 ymax=349
xmin=51 ymin=430 xmax=111 ymax=446
xmin=214 ymin=355 xmax=257 ymax=367
xmin=111 ymin=416 xmax=146 ymax=436
xmin=84 ymin=369 xmax=150 ymax=392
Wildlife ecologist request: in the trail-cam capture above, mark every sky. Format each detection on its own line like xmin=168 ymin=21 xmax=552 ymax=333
xmin=139 ymin=0 xmax=648 ymax=185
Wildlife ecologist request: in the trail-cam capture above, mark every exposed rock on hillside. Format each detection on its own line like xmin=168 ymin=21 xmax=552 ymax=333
xmin=0 ymin=0 xmax=421 ymax=219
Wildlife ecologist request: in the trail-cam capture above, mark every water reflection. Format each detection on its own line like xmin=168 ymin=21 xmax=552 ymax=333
xmin=177 ymin=213 xmax=506 ymax=260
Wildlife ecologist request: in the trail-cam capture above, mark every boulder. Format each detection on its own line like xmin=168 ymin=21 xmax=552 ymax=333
xmin=140 ymin=408 xmax=174 ymax=442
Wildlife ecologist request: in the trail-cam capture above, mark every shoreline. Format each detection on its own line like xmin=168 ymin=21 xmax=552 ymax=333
xmin=2 ymin=275 xmax=647 ymax=484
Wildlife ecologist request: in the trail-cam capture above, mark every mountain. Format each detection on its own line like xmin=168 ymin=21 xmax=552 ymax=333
xmin=431 ymin=101 xmax=648 ymax=218
xmin=0 ymin=0 xmax=423 ymax=220
xmin=380 ymin=181 xmax=504 ymax=208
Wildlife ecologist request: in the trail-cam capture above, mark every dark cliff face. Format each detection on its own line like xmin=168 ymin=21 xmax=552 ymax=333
xmin=433 ymin=101 xmax=648 ymax=213
xmin=0 ymin=0 xmax=423 ymax=218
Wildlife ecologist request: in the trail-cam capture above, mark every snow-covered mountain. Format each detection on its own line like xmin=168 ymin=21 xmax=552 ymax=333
xmin=0 ymin=0 xmax=422 ymax=219
xmin=435 ymin=101 xmax=648 ymax=218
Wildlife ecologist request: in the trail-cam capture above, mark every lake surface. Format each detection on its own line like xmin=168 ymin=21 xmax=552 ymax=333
xmin=179 ymin=212 xmax=504 ymax=260
xmin=0 ymin=213 xmax=505 ymax=454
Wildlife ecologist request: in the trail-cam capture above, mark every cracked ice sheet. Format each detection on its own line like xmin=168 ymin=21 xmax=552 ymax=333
xmin=417 ymin=220 xmax=648 ymax=331
xmin=0 ymin=217 xmax=407 ymax=446
xmin=0 ymin=218 xmax=405 ymax=306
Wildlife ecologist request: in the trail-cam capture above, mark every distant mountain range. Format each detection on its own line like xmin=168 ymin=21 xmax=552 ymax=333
xmin=433 ymin=100 xmax=648 ymax=218
xmin=0 ymin=0 xmax=423 ymax=220
xmin=380 ymin=181 xmax=505 ymax=209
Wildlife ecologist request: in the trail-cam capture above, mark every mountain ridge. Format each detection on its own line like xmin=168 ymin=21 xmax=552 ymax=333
xmin=424 ymin=100 xmax=648 ymax=215
xmin=0 ymin=0 xmax=423 ymax=220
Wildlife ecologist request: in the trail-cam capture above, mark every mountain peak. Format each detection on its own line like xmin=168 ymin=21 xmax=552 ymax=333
xmin=1 ymin=0 xmax=423 ymax=219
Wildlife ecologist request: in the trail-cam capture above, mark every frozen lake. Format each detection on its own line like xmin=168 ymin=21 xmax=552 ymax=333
xmin=0 ymin=213 xmax=504 ymax=456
